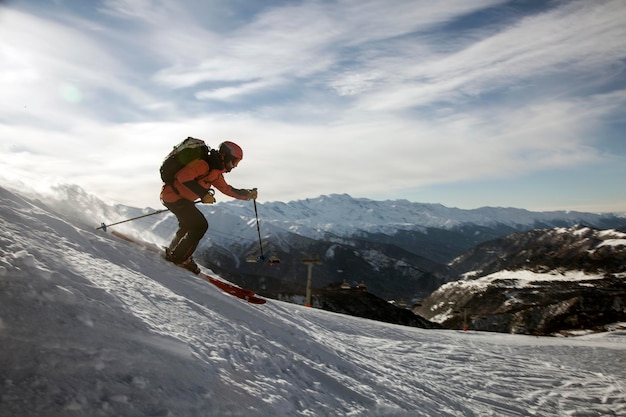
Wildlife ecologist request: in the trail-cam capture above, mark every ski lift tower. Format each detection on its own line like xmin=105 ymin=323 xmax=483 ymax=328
xmin=301 ymin=258 xmax=322 ymax=307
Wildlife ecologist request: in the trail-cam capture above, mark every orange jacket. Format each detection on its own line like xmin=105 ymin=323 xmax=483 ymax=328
xmin=160 ymin=159 xmax=248 ymax=203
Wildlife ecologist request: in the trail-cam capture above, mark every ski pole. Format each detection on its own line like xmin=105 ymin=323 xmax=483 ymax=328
xmin=253 ymin=196 xmax=266 ymax=262
xmin=96 ymin=196 xmax=207 ymax=232
xmin=96 ymin=208 xmax=170 ymax=231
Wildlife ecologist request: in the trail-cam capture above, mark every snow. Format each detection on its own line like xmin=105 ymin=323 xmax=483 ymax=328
xmin=598 ymin=239 xmax=626 ymax=248
xmin=598 ymin=230 xmax=626 ymax=239
xmin=480 ymin=270 xmax=608 ymax=288
xmin=429 ymin=270 xmax=612 ymax=320
xmin=1 ymin=183 xmax=626 ymax=416
xmin=566 ymin=228 xmax=626 ymax=248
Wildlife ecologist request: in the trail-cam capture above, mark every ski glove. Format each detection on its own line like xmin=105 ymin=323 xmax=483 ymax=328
xmin=202 ymin=190 xmax=216 ymax=204
xmin=232 ymin=187 xmax=257 ymax=200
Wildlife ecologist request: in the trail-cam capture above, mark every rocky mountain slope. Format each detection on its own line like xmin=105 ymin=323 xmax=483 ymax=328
xmin=415 ymin=226 xmax=626 ymax=335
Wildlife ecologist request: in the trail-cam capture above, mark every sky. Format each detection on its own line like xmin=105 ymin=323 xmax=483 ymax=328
xmin=1 ymin=0 xmax=625 ymax=213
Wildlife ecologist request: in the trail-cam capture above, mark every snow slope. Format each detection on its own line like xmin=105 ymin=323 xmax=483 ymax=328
xmin=1 ymin=184 xmax=625 ymax=417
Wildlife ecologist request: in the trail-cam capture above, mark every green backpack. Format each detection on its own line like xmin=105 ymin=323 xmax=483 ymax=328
xmin=160 ymin=137 xmax=210 ymax=185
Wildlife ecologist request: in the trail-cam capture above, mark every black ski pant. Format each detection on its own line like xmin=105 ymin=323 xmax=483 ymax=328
xmin=163 ymin=199 xmax=208 ymax=264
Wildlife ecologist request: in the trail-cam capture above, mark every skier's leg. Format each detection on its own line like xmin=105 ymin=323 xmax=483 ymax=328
xmin=163 ymin=200 xmax=208 ymax=264
xmin=168 ymin=224 xmax=188 ymax=251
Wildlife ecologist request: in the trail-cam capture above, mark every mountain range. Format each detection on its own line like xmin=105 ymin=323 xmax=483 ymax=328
xmin=7 ymin=183 xmax=626 ymax=334
xmin=42 ymin=185 xmax=626 ymax=304
xmin=178 ymin=195 xmax=626 ymax=301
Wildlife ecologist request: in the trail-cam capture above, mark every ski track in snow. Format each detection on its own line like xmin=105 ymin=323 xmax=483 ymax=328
xmin=1 ymin=185 xmax=625 ymax=417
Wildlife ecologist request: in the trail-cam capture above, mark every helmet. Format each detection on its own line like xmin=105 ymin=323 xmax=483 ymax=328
xmin=218 ymin=141 xmax=243 ymax=164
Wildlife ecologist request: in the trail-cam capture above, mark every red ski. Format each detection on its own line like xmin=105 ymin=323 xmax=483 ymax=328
xmin=110 ymin=231 xmax=266 ymax=304
xmin=198 ymin=272 xmax=265 ymax=304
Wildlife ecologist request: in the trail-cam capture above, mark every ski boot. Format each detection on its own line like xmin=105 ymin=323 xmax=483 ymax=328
xmin=165 ymin=248 xmax=201 ymax=274
xmin=179 ymin=257 xmax=201 ymax=274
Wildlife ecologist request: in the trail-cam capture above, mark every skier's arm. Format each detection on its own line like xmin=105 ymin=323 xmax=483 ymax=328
xmin=213 ymin=175 xmax=256 ymax=200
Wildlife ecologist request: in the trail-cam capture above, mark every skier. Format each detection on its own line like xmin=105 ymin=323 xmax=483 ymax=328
xmin=160 ymin=141 xmax=257 ymax=273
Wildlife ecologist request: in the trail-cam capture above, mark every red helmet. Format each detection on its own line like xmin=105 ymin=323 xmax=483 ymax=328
xmin=219 ymin=141 xmax=243 ymax=164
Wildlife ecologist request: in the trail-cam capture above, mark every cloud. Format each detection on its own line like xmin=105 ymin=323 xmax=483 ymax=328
xmin=354 ymin=0 xmax=626 ymax=111
xmin=147 ymin=0 xmax=507 ymax=99
xmin=195 ymin=78 xmax=282 ymax=101
xmin=0 ymin=7 xmax=167 ymax=131
xmin=0 ymin=0 xmax=624 ymax=212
